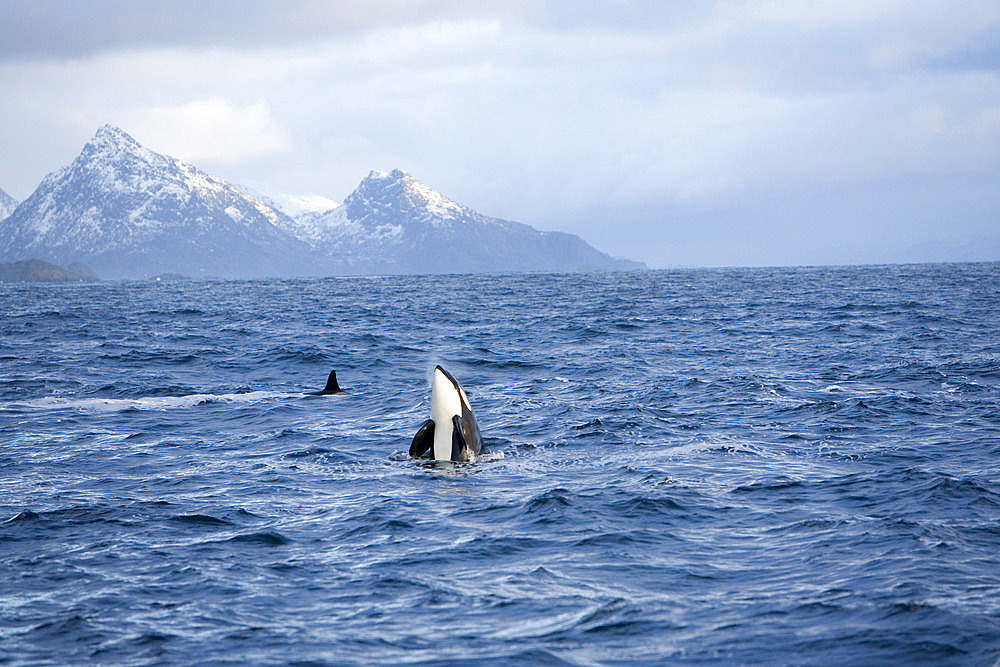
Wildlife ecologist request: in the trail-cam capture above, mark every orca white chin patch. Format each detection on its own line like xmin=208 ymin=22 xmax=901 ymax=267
xmin=431 ymin=367 xmax=462 ymax=460
xmin=409 ymin=365 xmax=484 ymax=462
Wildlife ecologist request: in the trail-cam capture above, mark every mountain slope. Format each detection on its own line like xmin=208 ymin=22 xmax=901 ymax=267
xmin=0 ymin=126 xmax=307 ymax=279
xmin=0 ymin=186 xmax=17 ymax=220
xmin=302 ymin=169 xmax=645 ymax=274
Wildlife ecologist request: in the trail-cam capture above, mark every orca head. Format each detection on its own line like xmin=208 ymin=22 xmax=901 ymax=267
xmin=409 ymin=364 xmax=484 ymax=462
xmin=430 ymin=365 xmax=464 ymax=460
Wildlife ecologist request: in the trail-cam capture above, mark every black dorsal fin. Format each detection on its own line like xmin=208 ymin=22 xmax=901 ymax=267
xmin=314 ymin=369 xmax=346 ymax=395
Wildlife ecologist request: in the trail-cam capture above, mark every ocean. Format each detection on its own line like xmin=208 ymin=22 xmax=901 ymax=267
xmin=2 ymin=263 xmax=999 ymax=665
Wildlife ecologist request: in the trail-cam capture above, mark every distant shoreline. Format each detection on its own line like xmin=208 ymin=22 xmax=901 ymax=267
xmin=0 ymin=259 xmax=99 ymax=282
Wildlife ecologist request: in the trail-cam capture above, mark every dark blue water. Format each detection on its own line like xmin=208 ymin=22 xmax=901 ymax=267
xmin=2 ymin=264 xmax=999 ymax=665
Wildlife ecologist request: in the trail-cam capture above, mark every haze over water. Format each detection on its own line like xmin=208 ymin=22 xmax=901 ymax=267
xmin=2 ymin=263 xmax=999 ymax=664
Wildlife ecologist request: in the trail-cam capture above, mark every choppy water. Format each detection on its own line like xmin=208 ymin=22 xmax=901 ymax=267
xmin=2 ymin=263 xmax=999 ymax=665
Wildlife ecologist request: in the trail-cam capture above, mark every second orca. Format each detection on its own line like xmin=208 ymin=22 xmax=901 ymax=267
xmin=312 ymin=370 xmax=348 ymax=395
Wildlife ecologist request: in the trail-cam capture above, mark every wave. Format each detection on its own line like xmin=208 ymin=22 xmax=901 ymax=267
xmin=221 ymin=531 xmax=291 ymax=546
xmin=168 ymin=514 xmax=235 ymax=527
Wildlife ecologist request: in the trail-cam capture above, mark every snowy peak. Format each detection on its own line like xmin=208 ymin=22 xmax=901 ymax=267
xmin=72 ymin=125 xmax=169 ymax=178
xmin=88 ymin=124 xmax=145 ymax=154
xmin=344 ymin=168 xmax=464 ymax=222
xmin=66 ymin=125 xmax=229 ymax=203
xmin=306 ymin=167 xmax=645 ymax=274
xmin=0 ymin=125 xmax=305 ymax=278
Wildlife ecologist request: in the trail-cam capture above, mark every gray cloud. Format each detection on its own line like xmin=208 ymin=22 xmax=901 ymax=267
xmin=0 ymin=0 xmax=512 ymax=59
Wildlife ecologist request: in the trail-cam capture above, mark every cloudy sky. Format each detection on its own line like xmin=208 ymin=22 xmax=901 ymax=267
xmin=1 ymin=0 xmax=998 ymax=268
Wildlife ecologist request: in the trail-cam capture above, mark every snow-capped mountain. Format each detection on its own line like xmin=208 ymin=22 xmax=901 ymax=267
xmin=0 ymin=126 xmax=644 ymax=278
xmin=0 ymin=186 xmax=18 ymax=220
xmin=0 ymin=125 xmax=308 ymax=278
xmin=301 ymin=169 xmax=644 ymax=274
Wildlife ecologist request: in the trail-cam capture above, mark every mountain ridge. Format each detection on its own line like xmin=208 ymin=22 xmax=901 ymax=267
xmin=300 ymin=168 xmax=644 ymax=275
xmin=0 ymin=126 xmax=645 ymax=278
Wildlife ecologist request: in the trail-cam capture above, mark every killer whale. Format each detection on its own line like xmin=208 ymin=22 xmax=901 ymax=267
xmin=312 ymin=370 xmax=348 ymax=395
xmin=409 ymin=365 xmax=483 ymax=462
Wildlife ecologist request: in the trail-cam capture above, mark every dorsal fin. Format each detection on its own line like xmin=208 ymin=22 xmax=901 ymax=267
xmin=314 ymin=369 xmax=346 ymax=395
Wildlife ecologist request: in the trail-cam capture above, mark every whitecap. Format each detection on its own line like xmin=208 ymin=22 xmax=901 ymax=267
xmin=2 ymin=390 xmax=294 ymax=413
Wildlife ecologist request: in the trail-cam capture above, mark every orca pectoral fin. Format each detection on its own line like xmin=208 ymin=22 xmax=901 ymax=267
xmin=451 ymin=415 xmax=468 ymax=462
xmin=409 ymin=419 xmax=435 ymax=458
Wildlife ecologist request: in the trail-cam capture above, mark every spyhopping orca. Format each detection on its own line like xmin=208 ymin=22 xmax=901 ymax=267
xmin=409 ymin=365 xmax=483 ymax=462
xmin=312 ymin=370 xmax=348 ymax=395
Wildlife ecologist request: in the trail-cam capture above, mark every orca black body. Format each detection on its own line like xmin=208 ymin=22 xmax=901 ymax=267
xmin=409 ymin=365 xmax=483 ymax=462
xmin=312 ymin=370 xmax=347 ymax=395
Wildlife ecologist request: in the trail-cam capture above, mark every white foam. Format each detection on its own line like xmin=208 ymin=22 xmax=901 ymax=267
xmin=666 ymin=439 xmax=770 ymax=458
xmin=2 ymin=391 xmax=293 ymax=413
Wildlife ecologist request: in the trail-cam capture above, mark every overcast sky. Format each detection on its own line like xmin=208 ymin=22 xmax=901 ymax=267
xmin=1 ymin=0 xmax=998 ymax=268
